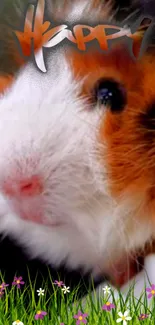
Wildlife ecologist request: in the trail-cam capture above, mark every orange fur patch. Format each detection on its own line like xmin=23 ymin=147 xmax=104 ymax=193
xmin=68 ymin=39 xmax=155 ymax=218
xmin=0 ymin=76 xmax=14 ymax=95
xmin=98 ymin=51 xmax=155 ymax=199
xmin=68 ymin=43 xmax=143 ymax=99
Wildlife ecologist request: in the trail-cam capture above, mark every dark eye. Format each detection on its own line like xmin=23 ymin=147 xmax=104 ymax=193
xmin=94 ymin=78 xmax=127 ymax=113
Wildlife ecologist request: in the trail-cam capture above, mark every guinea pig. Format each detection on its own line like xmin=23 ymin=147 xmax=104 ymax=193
xmin=0 ymin=0 xmax=155 ymax=297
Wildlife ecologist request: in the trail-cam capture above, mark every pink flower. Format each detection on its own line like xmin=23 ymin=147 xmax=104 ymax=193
xmin=12 ymin=276 xmax=25 ymax=289
xmin=138 ymin=314 xmax=149 ymax=320
xmin=102 ymin=301 xmax=115 ymax=311
xmin=34 ymin=310 xmax=47 ymax=320
xmin=146 ymin=284 xmax=155 ymax=298
xmin=73 ymin=311 xmax=88 ymax=324
xmin=0 ymin=282 xmax=9 ymax=291
xmin=54 ymin=280 xmax=65 ymax=287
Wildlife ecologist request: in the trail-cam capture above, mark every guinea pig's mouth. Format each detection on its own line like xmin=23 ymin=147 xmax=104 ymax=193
xmin=6 ymin=198 xmax=66 ymax=228
xmin=4 ymin=195 xmax=67 ymax=228
xmin=19 ymin=212 xmax=66 ymax=228
xmin=48 ymin=221 xmax=66 ymax=227
xmin=37 ymin=218 xmax=66 ymax=228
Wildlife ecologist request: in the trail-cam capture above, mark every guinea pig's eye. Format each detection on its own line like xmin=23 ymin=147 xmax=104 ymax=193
xmin=94 ymin=78 xmax=127 ymax=113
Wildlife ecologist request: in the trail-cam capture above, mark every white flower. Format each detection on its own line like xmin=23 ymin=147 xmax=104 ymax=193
xmin=12 ymin=321 xmax=24 ymax=325
xmin=61 ymin=285 xmax=70 ymax=294
xmin=116 ymin=310 xmax=132 ymax=325
xmin=36 ymin=288 xmax=45 ymax=296
xmin=102 ymin=285 xmax=111 ymax=294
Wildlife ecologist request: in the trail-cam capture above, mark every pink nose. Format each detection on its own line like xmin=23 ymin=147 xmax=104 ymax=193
xmin=2 ymin=175 xmax=43 ymax=197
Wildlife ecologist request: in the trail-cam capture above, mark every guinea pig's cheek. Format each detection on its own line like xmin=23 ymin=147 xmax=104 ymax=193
xmin=5 ymin=197 xmax=64 ymax=228
xmin=97 ymin=103 xmax=150 ymax=200
xmin=99 ymin=110 xmax=121 ymax=137
xmin=97 ymin=110 xmax=138 ymax=197
xmin=97 ymin=110 xmax=122 ymax=181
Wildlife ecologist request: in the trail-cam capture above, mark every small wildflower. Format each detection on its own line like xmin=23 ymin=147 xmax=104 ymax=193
xmin=54 ymin=280 xmax=65 ymax=287
xmin=60 ymin=323 xmax=65 ymax=325
xmin=146 ymin=284 xmax=155 ymax=298
xmin=74 ymin=311 xmax=88 ymax=324
xmin=36 ymin=288 xmax=45 ymax=296
xmin=34 ymin=310 xmax=47 ymax=320
xmin=0 ymin=282 xmax=9 ymax=291
xmin=12 ymin=276 xmax=25 ymax=289
xmin=116 ymin=310 xmax=132 ymax=325
xmin=12 ymin=321 xmax=24 ymax=325
xmin=102 ymin=286 xmax=111 ymax=294
xmin=138 ymin=314 xmax=149 ymax=320
xmin=102 ymin=301 xmax=115 ymax=311
xmin=62 ymin=285 xmax=70 ymax=294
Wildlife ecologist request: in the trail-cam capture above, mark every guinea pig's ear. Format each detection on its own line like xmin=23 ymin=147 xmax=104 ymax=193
xmin=129 ymin=17 xmax=153 ymax=57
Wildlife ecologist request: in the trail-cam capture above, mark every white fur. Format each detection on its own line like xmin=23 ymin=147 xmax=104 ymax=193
xmin=0 ymin=0 xmax=154 ymax=296
xmin=93 ymin=254 xmax=155 ymax=309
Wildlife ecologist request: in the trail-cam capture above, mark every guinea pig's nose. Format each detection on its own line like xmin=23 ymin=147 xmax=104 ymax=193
xmin=2 ymin=175 xmax=43 ymax=197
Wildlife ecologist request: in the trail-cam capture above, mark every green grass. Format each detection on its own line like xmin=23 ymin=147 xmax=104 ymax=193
xmin=0 ymin=269 xmax=155 ymax=324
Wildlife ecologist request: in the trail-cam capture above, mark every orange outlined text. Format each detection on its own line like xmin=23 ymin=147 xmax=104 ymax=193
xmin=14 ymin=0 xmax=152 ymax=72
